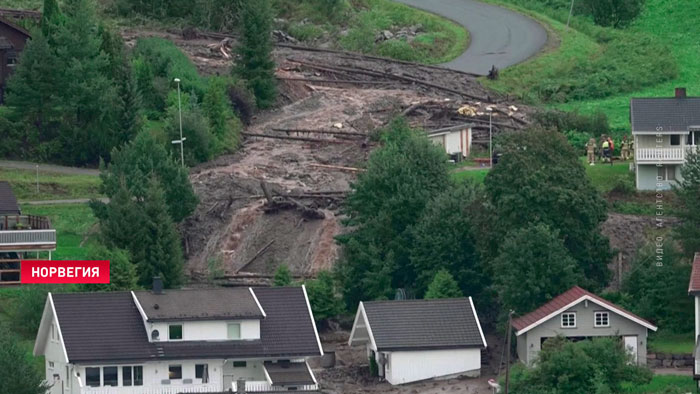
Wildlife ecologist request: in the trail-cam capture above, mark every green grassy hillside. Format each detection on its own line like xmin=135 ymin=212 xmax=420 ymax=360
xmin=483 ymin=0 xmax=699 ymax=131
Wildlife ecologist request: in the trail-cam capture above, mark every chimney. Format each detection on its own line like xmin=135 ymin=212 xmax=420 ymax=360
xmin=675 ymin=87 xmax=687 ymax=98
xmin=152 ymin=276 xmax=163 ymax=294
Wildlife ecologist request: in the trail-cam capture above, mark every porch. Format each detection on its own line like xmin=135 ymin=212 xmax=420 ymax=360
xmin=636 ymin=147 xmax=686 ymax=163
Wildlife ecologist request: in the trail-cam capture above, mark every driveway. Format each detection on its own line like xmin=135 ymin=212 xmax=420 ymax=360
xmin=394 ymin=0 xmax=548 ymax=75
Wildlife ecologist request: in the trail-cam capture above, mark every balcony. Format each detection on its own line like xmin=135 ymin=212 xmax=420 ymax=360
xmin=635 ymin=147 xmax=685 ymax=163
xmin=80 ymin=384 xmax=219 ymax=394
xmin=0 ymin=214 xmax=55 ymax=253
xmin=232 ymin=381 xmax=319 ymax=392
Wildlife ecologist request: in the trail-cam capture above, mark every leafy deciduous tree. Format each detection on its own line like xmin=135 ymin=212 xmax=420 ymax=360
xmin=0 ymin=323 xmax=50 ymax=394
xmin=493 ymin=224 xmax=582 ymax=317
xmin=580 ymin=0 xmax=645 ymax=28
xmin=305 ymin=271 xmax=344 ymax=321
xmin=273 ymin=264 xmax=292 ymax=287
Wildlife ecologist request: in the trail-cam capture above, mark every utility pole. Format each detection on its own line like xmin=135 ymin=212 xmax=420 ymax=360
xmin=566 ymin=0 xmax=575 ymax=30
xmin=505 ymin=310 xmax=514 ymax=394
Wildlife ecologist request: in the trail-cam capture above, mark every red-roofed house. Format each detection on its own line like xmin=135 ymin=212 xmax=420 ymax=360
xmin=687 ymin=252 xmax=700 ymax=383
xmin=512 ymin=286 xmax=657 ymax=366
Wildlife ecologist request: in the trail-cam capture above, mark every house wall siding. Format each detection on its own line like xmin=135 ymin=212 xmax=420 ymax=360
xmin=516 ymin=300 xmax=648 ymax=366
xmin=636 ymin=164 xmax=680 ymax=191
xmin=384 ymin=348 xmax=481 ymax=385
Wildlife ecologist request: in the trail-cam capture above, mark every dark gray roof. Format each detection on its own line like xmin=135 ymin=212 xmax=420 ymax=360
xmin=0 ymin=181 xmax=20 ymax=215
xmin=52 ymin=292 xmax=154 ymax=363
xmin=630 ymin=97 xmax=700 ymax=132
xmin=362 ymin=298 xmax=486 ymax=351
xmin=264 ymin=361 xmax=315 ymax=386
xmin=134 ymin=288 xmax=264 ymax=322
xmin=51 ymin=287 xmax=321 ymax=363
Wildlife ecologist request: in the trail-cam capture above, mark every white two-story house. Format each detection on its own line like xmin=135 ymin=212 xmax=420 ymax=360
xmin=631 ymin=88 xmax=700 ymax=190
xmin=33 ymin=280 xmax=323 ymax=394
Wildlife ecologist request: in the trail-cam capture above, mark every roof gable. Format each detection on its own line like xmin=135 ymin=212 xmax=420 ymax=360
xmin=353 ymin=297 xmax=487 ymax=351
xmin=512 ymin=286 xmax=657 ymax=335
xmin=0 ymin=181 xmax=20 ymax=215
xmin=689 ymin=253 xmax=700 ymax=295
xmin=630 ymin=97 xmax=700 ymax=133
xmin=0 ymin=17 xmax=31 ymax=39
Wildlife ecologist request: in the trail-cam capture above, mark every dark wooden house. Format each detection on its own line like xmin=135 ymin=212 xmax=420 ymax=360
xmin=0 ymin=17 xmax=31 ymax=103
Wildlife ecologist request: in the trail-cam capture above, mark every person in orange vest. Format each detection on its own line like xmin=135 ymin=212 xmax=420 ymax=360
xmin=607 ymin=137 xmax=614 ymax=165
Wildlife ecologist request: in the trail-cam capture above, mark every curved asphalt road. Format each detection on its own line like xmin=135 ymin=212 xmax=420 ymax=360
xmin=394 ymin=0 xmax=548 ymax=75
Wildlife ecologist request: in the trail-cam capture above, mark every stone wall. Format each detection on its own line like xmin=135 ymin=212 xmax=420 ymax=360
xmin=647 ymin=352 xmax=693 ymax=368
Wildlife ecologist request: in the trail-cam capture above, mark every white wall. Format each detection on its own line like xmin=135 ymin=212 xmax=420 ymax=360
xmin=41 ymin=313 xmax=71 ymax=394
xmin=149 ymin=319 xmax=260 ymax=342
xmin=384 ymin=348 xmax=481 ymax=385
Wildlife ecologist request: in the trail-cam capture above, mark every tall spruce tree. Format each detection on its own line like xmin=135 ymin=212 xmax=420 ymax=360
xmin=41 ymin=0 xmax=62 ymax=38
xmin=424 ymin=270 xmax=463 ymax=300
xmin=138 ymin=178 xmax=184 ymax=288
xmin=51 ymin=0 xmax=119 ymax=164
xmin=96 ymin=179 xmax=148 ymax=264
xmin=5 ymin=31 xmax=61 ymax=158
xmin=0 ymin=324 xmax=51 ymax=394
xmin=80 ymin=244 xmax=138 ymax=292
xmin=234 ymin=0 xmax=276 ymax=108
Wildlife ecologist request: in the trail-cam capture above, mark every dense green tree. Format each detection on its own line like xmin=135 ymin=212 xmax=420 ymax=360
xmin=51 ymin=0 xmax=120 ymax=164
xmin=337 ymin=120 xmax=450 ymax=307
xmin=95 ymin=179 xmax=147 ymax=262
xmin=137 ymin=178 xmax=184 ymax=288
xmin=508 ymin=337 xmax=651 ymax=394
xmin=0 ymin=323 xmax=50 ymax=394
xmin=424 ymin=269 xmax=463 ymax=300
xmin=580 ymin=0 xmax=645 ymax=28
xmin=234 ymin=0 xmax=277 ymax=108
xmin=80 ymin=244 xmax=138 ymax=292
xmin=621 ymin=241 xmax=692 ymax=333
xmin=41 ymin=0 xmax=63 ymax=38
xmin=305 ymin=271 xmax=344 ymax=321
xmin=273 ymin=264 xmax=292 ymax=286
xmin=485 ymin=128 xmax=611 ymax=290
xmin=100 ymin=131 xmax=198 ymax=223
xmin=5 ymin=31 xmax=62 ymax=159
xmin=410 ymin=181 xmax=483 ymax=297
xmin=493 ymin=224 xmax=581 ymax=317
xmin=7 ymin=285 xmax=63 ymax=338
xmin=203 ymin=76 xmax=233 ymax=138
xmin=674 ymin=151 xmax=700 ymax=257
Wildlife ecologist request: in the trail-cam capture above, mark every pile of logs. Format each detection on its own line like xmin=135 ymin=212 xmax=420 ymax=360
xmin=259 ymin=182 xmax=348 ymax=220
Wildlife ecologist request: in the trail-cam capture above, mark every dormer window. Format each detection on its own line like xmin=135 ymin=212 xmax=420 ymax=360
xmin=169 ymin=324 xmax=183 ymax=340
xmin=561 ymin=312 xmax=576 ymax=328
xmin=151 ymin=329 xmax=160 ymax=341
xmin=227 ymin=323 xmax=241 ymax=339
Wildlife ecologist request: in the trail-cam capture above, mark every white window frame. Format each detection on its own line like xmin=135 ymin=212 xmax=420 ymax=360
xmin=657 ymin=165 xmax=676 ymax=181
xmin=169 ymin=364 xmax=183 ymax=380
xmin=594 ymin=311 xmax=610 ymax=327
xmin=561 ymin=312 xmax=576 ymax=328
xmin=168 ymin=324 xmax=183 ymax=341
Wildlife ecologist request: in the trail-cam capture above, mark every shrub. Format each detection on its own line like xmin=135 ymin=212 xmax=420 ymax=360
xmin=288 ymin=23 xmax=324 ymax=42
xmin=273 ymin=264 xmax=292 ymax=286
xmin=580 ymin=0 xmax=646 ymax=28
xmin=564 ymin=130 xmax=594 ymax=152
xmin=610 ymin=175 xmax=635 ymax=196
xmin=164 ymin=100 xmax=214 ymax=166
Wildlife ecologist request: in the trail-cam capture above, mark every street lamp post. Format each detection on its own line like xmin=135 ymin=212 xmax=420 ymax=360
xmin=566 ymin=0 xmax=575 ymax=30
xmin=173 ymin=78 xmax=184 ymax=167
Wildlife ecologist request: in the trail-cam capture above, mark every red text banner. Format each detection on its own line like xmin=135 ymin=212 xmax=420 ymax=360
xmin=20 ymin=260 xmax=110 ymax=284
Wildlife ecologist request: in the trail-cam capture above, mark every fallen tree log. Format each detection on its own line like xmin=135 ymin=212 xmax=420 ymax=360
xmin=308 ymin=163 xmax=365 ymax=172
xmin=241 ymin=132 xmax=350 ymax=144
xmin=271 ymin=127 xmax=366 ymax=137
xmin=236 ymin=240 xmax=275 ymax=273
xmin=288 ymin=58 xmax=489 ymax=102
xmin=276 ymin=77 xmax=392 ymax=85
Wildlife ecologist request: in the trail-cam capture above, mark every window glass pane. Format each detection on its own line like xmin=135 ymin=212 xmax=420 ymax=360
xmin=671 ymin=135 xmax=680 ymax=145
xmin=103 ymin=366 xmax=118 ymax=386
xmin=134 ymin=366 xmax=143 ymax=386
xmin=169 ymin=325 xmax=183 ymax=340
xmin=196 ymin=364 xmax=209 ymax=383
xmin=86 ymin=367 xmax=100 ymax=387
xmin=657 ymin=166 xmax=665 ymax=180
xmin=169 ymin=365 xmax=182 ymax=380
xmin=233 ymin=361 xmax=247 ymax=368
xmin=228 ymin=323 xmax=241 ymax=339
xmin=123 ymin=366 xmax=132 ymax=386
xmin=668 ymin=166 xmax=676 ymax=181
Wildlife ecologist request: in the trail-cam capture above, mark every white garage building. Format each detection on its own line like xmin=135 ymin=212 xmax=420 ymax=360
xmin=348 ymin=297 xmax=487 ymax=385
xmin=426 ymin=124 xmax=473 ymax=160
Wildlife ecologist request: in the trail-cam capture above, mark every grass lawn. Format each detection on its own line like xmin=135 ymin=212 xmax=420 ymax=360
xmin=557 ymin=0 xmax=700 ymax=130
xmin=20 ymin=204 xmax=98 ymax=260
xmin=649 ymin=331 xmax=695 ymax=354
xmin=622 ymin=375 xmax=696 ymax=393
xmin=0 ymin=168 xmax=101 ymax=201
xmin=278 ymin=0 xmax=469 ymax=64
